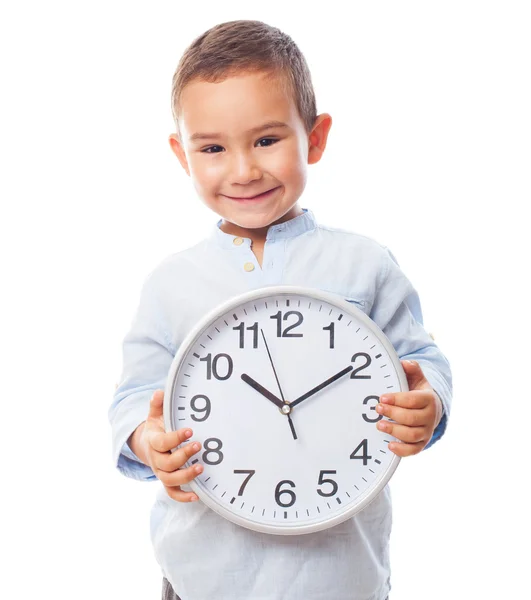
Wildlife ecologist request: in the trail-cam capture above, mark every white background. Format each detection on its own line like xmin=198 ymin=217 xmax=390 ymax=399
xmin=1 ymin=1 xmax=529 ymax=598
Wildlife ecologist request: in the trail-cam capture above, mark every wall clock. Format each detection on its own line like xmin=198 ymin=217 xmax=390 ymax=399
xmin=164 ymin=286 xmax=407 ymax=535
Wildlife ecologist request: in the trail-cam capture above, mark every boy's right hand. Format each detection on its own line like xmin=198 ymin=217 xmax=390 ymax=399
xmin=141 ymin=389 xmax=203 ymax=502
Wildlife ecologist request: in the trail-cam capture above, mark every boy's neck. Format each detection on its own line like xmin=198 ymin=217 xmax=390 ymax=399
xmin=219 ymin=206 xmax=304 ymax=246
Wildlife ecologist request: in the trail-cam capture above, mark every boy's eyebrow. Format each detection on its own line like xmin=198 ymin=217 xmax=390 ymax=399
xmin=189 ymin=121 xmax=289 ymax=142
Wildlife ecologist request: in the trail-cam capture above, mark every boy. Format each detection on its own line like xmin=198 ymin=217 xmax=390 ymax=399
xmin=109 ymin=19 xmax=452 ymax=600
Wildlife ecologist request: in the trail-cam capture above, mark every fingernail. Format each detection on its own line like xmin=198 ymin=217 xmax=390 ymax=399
xmin=193 ymin=443 xmax=200 ymax=450
xmin=185 ymin=430 xmax=192 ymax=438
xmin=190 ymin=496 xmax=199 ymax=502
xmin=380 ymin=396 xmax=391 ymax=404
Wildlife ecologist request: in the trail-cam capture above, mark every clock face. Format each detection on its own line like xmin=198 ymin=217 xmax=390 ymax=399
xmin=164 ymin=286 xmax=406 ymax=535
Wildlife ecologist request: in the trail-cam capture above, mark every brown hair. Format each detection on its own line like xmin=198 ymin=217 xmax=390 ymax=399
xmin=171 ymin=20 xmax=317 ymax=139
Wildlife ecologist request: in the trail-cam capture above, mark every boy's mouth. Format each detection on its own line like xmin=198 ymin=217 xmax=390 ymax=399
xmin=224 ymin=186 xmax=280 ymax=201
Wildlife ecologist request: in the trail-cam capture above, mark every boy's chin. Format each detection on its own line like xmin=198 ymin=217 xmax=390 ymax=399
xmin=220 ymin=210 xmax=281 ymax=231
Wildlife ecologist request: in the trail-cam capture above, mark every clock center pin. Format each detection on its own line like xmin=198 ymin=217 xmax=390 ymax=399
xmin=281 ymin=404 xmax=291 ymax=415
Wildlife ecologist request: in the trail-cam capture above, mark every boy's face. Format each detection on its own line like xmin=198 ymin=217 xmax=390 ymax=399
xmin=169 ymin=71 xmax=331 ymax=238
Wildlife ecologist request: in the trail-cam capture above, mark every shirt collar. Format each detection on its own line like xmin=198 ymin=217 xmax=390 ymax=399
xmin=210 ymin=208 xmax=317 ymax=249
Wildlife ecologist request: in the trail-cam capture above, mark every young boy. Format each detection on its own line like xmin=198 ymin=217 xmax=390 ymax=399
xmin=109 ymin=19 xmax=452 ymax=600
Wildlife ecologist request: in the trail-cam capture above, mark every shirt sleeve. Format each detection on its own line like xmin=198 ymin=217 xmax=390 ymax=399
xmin=108 ymin=271 xmax=176 ymax=481
xmin=369 ymin=247 xmax=453 ymax=449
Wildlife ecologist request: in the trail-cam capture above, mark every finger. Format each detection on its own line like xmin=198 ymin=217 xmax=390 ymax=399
xmin=380 ymin=389 xmax=431 ymax=410
xmin=377 ymin=419 xmax=428 ymax=444
xmin=387 ymin=439 xmax=425 ymax=457
xmin=157 ymin=462 xmax=204 ymax=488
xmin=154 ymin=439 xmax=202 ymax=472
xmin=146 ymin=389 xmax=165 ymax=424
xmin=148 ymin=427 xmax=194 ymax=454
xmin=400 ymin=360 xmax=428 ymax=389
xmin=376 ymin=403 xmax=428 ymax=427
xmin=164 ymin=485 xmax=200 ymax=503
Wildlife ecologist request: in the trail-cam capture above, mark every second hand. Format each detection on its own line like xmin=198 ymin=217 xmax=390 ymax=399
xmin=260 ymin=328 xmax=298 ymax=441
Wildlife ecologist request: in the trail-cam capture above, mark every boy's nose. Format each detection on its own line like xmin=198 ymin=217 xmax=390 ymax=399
xmin=230 ymin=153 xmax=262 ymax=185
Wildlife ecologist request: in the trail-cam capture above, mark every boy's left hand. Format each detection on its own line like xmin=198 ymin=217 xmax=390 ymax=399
xmin=376 ymin=360 xmax=443 ymax=457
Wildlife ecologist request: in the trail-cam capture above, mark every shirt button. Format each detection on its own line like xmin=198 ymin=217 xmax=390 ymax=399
xmin=243 ymin=262 xmax=255 ymax=272
xmin=233 ymin=237 xmax=244 ymax=246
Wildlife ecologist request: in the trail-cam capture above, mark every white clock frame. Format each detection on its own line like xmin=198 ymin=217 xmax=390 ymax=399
xmin=164 ymin=285 xmax=407 ymax=535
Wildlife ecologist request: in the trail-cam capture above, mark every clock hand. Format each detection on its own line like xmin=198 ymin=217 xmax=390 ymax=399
xmin=289 ymin=365 xmax=354 ymax=409
xmin=260 ymin=328 xmax=298 ymax=441
xmin=240 ymin=373 xmax=285 ymax=409
xmin=286 ymin=413 xmax=297 ymax=440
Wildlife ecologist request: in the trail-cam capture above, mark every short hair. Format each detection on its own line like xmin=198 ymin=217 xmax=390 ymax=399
xmin=171 ymin=20 xmax=317 ymax=139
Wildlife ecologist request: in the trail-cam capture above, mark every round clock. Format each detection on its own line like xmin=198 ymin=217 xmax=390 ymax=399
xmin=163 ymin=285 xmax=407 ymax=535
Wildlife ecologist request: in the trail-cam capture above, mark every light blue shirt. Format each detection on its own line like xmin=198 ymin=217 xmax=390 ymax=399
xmin=109 ymin=208 xmax=452 ymax=600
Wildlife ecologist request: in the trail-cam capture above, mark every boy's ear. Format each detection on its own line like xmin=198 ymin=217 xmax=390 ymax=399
xmin=308 ymin=113 xmax=333 ymax=165
xmin=168 ymin=134 xmax=190 ymax=176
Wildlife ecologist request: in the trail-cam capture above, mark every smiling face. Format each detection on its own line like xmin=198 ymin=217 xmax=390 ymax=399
xmin=169 ymin=70 xmax=332 ymax=241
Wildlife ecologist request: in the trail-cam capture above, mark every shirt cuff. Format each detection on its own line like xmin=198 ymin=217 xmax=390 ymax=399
xmin=111 ymin=392 xmax=157 ymax=482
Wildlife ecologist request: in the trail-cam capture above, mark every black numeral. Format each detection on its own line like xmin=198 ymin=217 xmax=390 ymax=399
xmin=350 ymin=352 xmax=371 ymax=379
xmin=350 ymin=439 xmax=372 ymax=465
xmin=323 ymin=322 xmax=335 ymax=349
xmin=275 ymin=480 xmax=296 ymax=507
xmin=202 ymin=438 xmax=224 ymax=465
xmin=190 ymin=394 xmax=211 ymax=422
xmin=362 ymin=395 xmax=383 ymax=423
xmin=200 ymin=353 xmax=233 ymax=380
xmin=317 ymin=470 xmax=338 ymax=497
xmin=234 ymin=470 xmax=255 ymax=496
xmin=270 ymin=311 xmax=303 ymax=337
xmin=233 ymin=322 xmax=258 ymax=348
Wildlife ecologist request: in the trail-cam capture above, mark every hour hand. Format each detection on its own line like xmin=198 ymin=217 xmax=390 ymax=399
xmin=241 ymin=373 xmax=285 ymax=409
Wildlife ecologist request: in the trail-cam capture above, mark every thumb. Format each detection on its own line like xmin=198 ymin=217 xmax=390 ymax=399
xmin=401 ymin=360 xmax=429 ymax=390
xmin=147 ymin=389 xmax=165 ymax=424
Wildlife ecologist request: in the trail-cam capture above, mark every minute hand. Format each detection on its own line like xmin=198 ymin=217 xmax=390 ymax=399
xmin=290 ymin=366 xmax=354 ymax=409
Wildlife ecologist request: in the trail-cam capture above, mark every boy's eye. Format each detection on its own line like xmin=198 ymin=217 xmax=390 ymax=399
xmin=256 ymin=137 xmax=278 ymax=148
xmin=201 ymin=138 xmax=279 ymax=154
xmin=202 ymin=145 xmax=224 ymax=154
